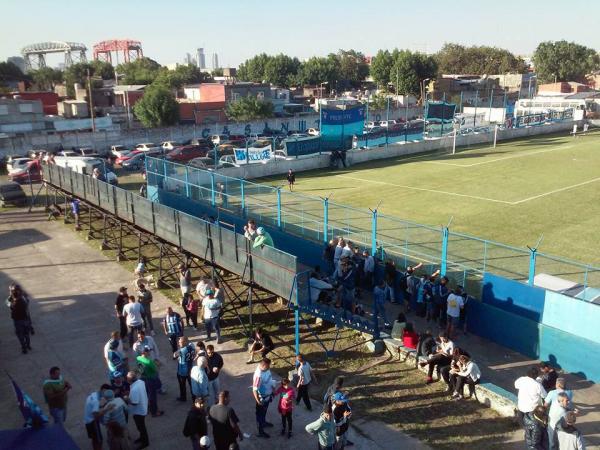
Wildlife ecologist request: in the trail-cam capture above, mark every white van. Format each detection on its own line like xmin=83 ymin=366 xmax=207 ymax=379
xmin=55 ymin=156 xmax=118 ymax=185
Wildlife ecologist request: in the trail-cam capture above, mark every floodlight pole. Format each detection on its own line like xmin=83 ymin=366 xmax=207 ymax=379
xmin=240 ymin=179 xmax=245 ymax=214
xmin=452 ymin=128 xmax=457 ymax=155
xmin=473 ymin=90 xmax=479 ymax=129
xmin=385 ymin=96 xmax=390 ymax=146
xmin=440 ymin=216 xmax=453 ymax=276
xmin=276 ymin=187 xmax=282 ymax=229
xmin=322 ymin=195 xmax=330 ymax=243
xmin=493 ymin=124 xmax=498 ymax=148
xmin=369 ymin=201 xmax=382 ymax=256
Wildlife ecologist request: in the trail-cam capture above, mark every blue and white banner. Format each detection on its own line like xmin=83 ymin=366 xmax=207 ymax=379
xmin=233 ymin=145 xmax=273 ymax=164
xmin=321 ymin=106 xmax=365 ymax=125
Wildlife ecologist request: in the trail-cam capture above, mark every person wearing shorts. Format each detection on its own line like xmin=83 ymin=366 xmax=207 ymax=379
xmin=83 ymin=384 xmax=113 ymax=450
xmin=446 ymin=286 xmax=464 ymax=339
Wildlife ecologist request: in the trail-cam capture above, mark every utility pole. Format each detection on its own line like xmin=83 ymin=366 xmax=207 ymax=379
xmin=87 ymin=68 xmax=96 ymax=133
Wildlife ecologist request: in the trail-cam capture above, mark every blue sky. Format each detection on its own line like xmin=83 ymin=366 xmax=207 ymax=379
xmin=2 ymin=0 xmax=599 ymax=67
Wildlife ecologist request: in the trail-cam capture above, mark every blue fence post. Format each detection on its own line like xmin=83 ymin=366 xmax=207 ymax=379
xmin=184 ymin=165 xmax=190 ymax=198
xmin=323 ymin=197 xmax=329 ymax=243
xmin=371 ymin=209 xmax=378 ymax=256
xmin=294 ymin=276 xmax=300 ymax=355
xmin=528 ymin=248 xmax=537 ymax=286
xmin=240 ymin=179 xmax=245 ymax=215
xmin=441 ymin=227 xmax=449 ymax=276
xmin=276 ymin=187 xmax=282 ymax=229
xmin=210 ymin=172 xmax=216 ymax=207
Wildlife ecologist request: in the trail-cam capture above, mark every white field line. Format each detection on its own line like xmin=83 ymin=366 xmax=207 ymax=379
xmin=337 ymin=175 xmax=513 ymax=204
xmin=512 ymin=176 xmax=600 ymax=205
xmin=422 ymin=144 xmax=575 ymax=167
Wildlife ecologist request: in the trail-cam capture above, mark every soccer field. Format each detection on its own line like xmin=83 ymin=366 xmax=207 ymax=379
xmin=258 ymin=129 xmax=600 ymax=270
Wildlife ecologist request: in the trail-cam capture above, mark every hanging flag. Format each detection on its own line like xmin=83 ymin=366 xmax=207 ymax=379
xmin=9 ymin=375 xmax=48 ymax=428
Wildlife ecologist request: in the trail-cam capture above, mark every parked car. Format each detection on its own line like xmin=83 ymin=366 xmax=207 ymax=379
xmin=115 ymin=150 xmax=140 ymax=166
xmin=379 ymin=120 xmax=397 ymax=128
xmin=121 ymin=152 xmax=149 ymax=171
xmin=210 ymin=134 xmax=229 ymax=145
xmin=228 ymin=134 xmax=247 ymax=142
xmin=307 ymin=128 xmax=320 ymax=136
xmin=166 ymin=145 xmax=210 ymax=162
xmin=161 ymin=141 xmax=180 ymax=151
xmin=188 ymin=138 xmax=212 ymax=147
xmin=7 ymin=157 xmax=32 ymax=173
xmin=273 ymin=150 xmax=293 ymax=161
xmin=8 ymin=160 xmax=43 ymax=184
xmin=78 ymin=147 xmax=100 ymax=157
xmin=134 ymin=142 xmax=160 ymax=152
xmin=0 ymin=181 xmax=27 ymax=207
xmin=58 ymin=150 xmax=79 ymax=158
xmin=365 ymin=121 xmax=380 ymax=129
xmin=218 ymin=155 xmax=241 ymax=167
xmin=187 ymin=157 xmax=217 ymax=170
xmin=110 ymin=145 xmax=130 ymax=158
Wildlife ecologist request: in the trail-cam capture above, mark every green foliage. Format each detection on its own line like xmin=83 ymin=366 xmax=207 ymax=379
xmin=226 ymin=96 xmax=274 ymax=122
xmin=154 ymin=64 xmax=213 ymax=90
xmin=116 ymin=57 xmax=162 ymax=85
xmin=132 ymin=83 xmax=179 ymax=128
xmin=297 ymin=56 xmax=340 ymax=87
xmin=237 ymin=53 xmax=270 ymax=83
xmin=370 ymin=50 xmax=394 ymax=87
xmin=435 ymin=43 xmax=527 ymax=75
xmin=336 ymin=49 xmax=369 ymax=89
xmin=368 ymin=94 xmax=389 ymax=111
xmin=388 ymin=50 xmax=438 ymax=96
xmin=211 ymin=68 xmax=224 ymax=77
xmin=0 ymin=61 xmax=28 ymax=82
xmin=264 ymin=54 xmax=301 ymax=87
xmin=533 ymin=41 xmax=600 ymax=83
xmin=89 ymin=60 xmax=115 ymax=80
xmin=64 ymin=62 xmax=93 ymax=97
xmin=29 ymin=67 xmax=63 ymax=91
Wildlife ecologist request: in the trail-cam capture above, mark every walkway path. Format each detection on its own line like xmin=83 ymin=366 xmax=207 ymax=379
xmin=0 ymin=209 xmax=426 ymax=449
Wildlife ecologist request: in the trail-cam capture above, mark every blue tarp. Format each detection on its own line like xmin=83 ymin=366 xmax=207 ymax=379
xmin=0 ymin=425 xmax=80 ymax=450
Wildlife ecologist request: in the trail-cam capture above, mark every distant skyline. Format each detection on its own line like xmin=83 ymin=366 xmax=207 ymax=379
xmin=2 ymin=0 xmax=599 ymax=69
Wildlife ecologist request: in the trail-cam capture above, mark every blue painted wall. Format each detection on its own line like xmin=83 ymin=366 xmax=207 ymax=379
xmin=481 ymin=273 xmax=546 ymax=321
xmin=542 ymin=291 xmax=600 ymax=343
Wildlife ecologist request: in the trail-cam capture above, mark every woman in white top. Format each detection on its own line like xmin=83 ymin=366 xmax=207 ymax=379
xmin=451 ymin=355 xmax=481 ymax=400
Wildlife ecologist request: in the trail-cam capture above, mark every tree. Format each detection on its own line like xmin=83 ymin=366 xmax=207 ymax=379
xmin=154 ymin=64 xmax=213 ymax=90
xmin=0 ymin=61 xmax=29 ymax=93
xmin=212 ymin=68 xmax=224 ymax=77
xmin=368 ymin=93 xmax=389 ymax=110
xmin=435 ymin=43 xmax=527 ymax=75
xmin=89 ymin=60 xmax=115 ymax=80
xmin=370 ymin=50 xmax=394 ymax=87
xmin=264 ymin=54 xmax=301 ymax=87
xmin=133 ymin=83 xmax=179 ymax=127
xmin=225 ymin=96 xmax=274 ymax=122
xmin=533 ymin=41 xmax=600 ymax=83
xmin=29 ymin=67 xmax=63 ymax=91
xmin=116 ymin=57 xmax=162 ymax=85
xmin=336 ymin=49 xmax=369 ymax=89
xmin=64 ymin=62 xmax=94 ymax=97
xmin=388 ymin=50 xmax=438 ymax=96
xmin=237 ymin=53 xmax=270 ymax=83
xmin=297 ymin=56 xmax=340 ymax=86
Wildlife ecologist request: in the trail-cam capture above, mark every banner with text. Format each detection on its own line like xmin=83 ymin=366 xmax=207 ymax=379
xmin=234 ymin=145 xmax=273 ymax=164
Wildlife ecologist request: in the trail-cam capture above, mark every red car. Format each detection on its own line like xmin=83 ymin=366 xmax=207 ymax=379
xmin=165 ymin=145 xmax=210 ymax=162
xmin=8 ymin=160 xmax=43 ymax=184
xmin=115 ymin=150 xmax=144 ymax=165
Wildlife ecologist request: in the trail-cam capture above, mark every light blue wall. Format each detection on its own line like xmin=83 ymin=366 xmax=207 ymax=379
xmin=542 ymin=291 xmax=600 ymax=343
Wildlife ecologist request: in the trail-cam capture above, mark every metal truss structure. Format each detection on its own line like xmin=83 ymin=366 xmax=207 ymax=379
xmin=21 ymin=41 xmax=87 ymax=71
xmin=93 ymin=40 xmax=143 ymax=65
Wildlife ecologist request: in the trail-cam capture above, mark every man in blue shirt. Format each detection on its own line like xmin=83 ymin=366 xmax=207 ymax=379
xmin=70 ymin=198 xmax=81 ymax=230
xmin=433 ymin=276 xmax=450 ymax=327
xmin=173 ymin=336 xmax=195 ymax=402
xmin=162 ymin=307 xmax=184 ymax=353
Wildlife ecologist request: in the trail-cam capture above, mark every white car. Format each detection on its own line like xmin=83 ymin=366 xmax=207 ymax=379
xmin=273 ymin=150 xmax=293 ymax=161
xmin=134 ymin=143 xmax=160 ymax=152
xmin=110 ymin=145 xmax=130 ymax=158
xmin=379 ymin=120 xmax=397 ymax=128
xmin=218 ymin=155 xmax=241 ymax=167
xmin=58 ymin=150 xmax=79 ymax=158
xmin=307 ymin=128 xmax=320 ymax=136
xmin=210 ymin=134 xmax=229 ymax=145
xmin=365 ymin=121 xmax=380 ymax=129
xmin=161 ymin=141 xmax=180 ymax=151
xmin=7 ymin=157 xmax=32 ymax=173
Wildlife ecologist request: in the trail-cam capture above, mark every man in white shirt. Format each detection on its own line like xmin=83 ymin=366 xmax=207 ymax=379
xmin=127 ymin=370 xmax=149 ymax=448
xmin=202 ymin=289 xmax=222 ymax=343
xmin=309 ymin=273 xmax=334 ymax=303
xmin=123 ymin=296 xmax=144 ymax=348
xmin=132 ymin=329 xmax=160 ymax=361
xmin=515 ymin=368 xmax=547 ymax=430
xmin=362 ymin=250 xmax=375 ymax=289
xmin=83 ymin=384 xmax=114 ymax=450
xmin=252 ymin=357 xmax=278 ymax=438
xmin=445 ymin=286 xmax=465 ymax=339
xmin=296 ymin=353 xmax=316 ymax=411
xmin=103 ymin=331 xmax=123 ymax=368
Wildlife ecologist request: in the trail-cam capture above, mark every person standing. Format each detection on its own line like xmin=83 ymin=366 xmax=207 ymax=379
xmin=373 ymin=278 xmax=391 ymax=329
xmin=305 ymin=403 xmax=336 ymax=450
xmin=101 ymin=389 xmax=130 ymax=449
xmin=174 ymin=336 xmax=196 ymax=402
xmin=548 ymin=392 xmax=575 ymax=449
xmin=287 ymin=169 xmax=296 ymax=191
xmin=136 ymin=346 xmax=164 ymax=418
xmin=183 ymin=397 xmax=208 ymax=450
xmin=433 ymin=276 xmax=450 ymax=327
xmin=253 ymin=357 xmax=277 ymax=438
xmin=179 ymin=263 xmax=193 ymax=298
xmin=201 ymin=289 xmax=222 ymax=343
xmin=104 ymin=331 xmax=124 ymax=368
xmin=295 ymin=353 xmax=316 ymax=411
xmin=132 ymin=329 xmax=160 ymax=361
xmin=115 ymin=287 xmax=129 ymax=343
xmin=181 ymin=293 xmax=194 ymax=328
xmin=123 ymin=295 xmax=144 ymax=348
xmin=84 ymin=384 xmax=114 ymax=450
xmin=137 ymin=283 xmax=154 ymax=335
xmin=362 ymin=250 xmax=375 ymax=290
xmin=253 ymin=227 xmax=274 ymax=249
xmin=162 ymin=307 xmax=185 ymax=353
xmin=515 ymin=368 xmax=547 ymax=428
xmin=446 ymin=286 xmax=465 ymax=339
xmin=191 ymin=356 xmax=209 ymax=403
xmin=206 ymin=344 xmax=224 ymax=407
xmin=209 ymin=391 xmax=242 ymax=450
xmin=274 ymin=378 xmax=295 ymax=438
xmin=186 ymin=293 xmax=200 ymax=331
xmin=6 ymin=284 xmax=33 ymax=354
xmin=106 ymin=339 xmax=128 ymax=381
xmin=127 ymin=371 xmax=149 ymax=449
xmin=556 ymin=412 xmax=586 ymax=450
xmin=71 ymin=197 xmax=81 ymax=230
xmin=539 ymin=362 xmax=559 ymax=392
xmin=324 ymin=376 xmax=345 ymax=408
xmin=243 ymin=220 xmax=257 ymax=242
xmin=43 ymin=366 xmax=72 ymax=425
xmin=524 ymin=405 xmax=549 ymax=450
xmin=332 ymin=392 xmax=352 ymax=450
